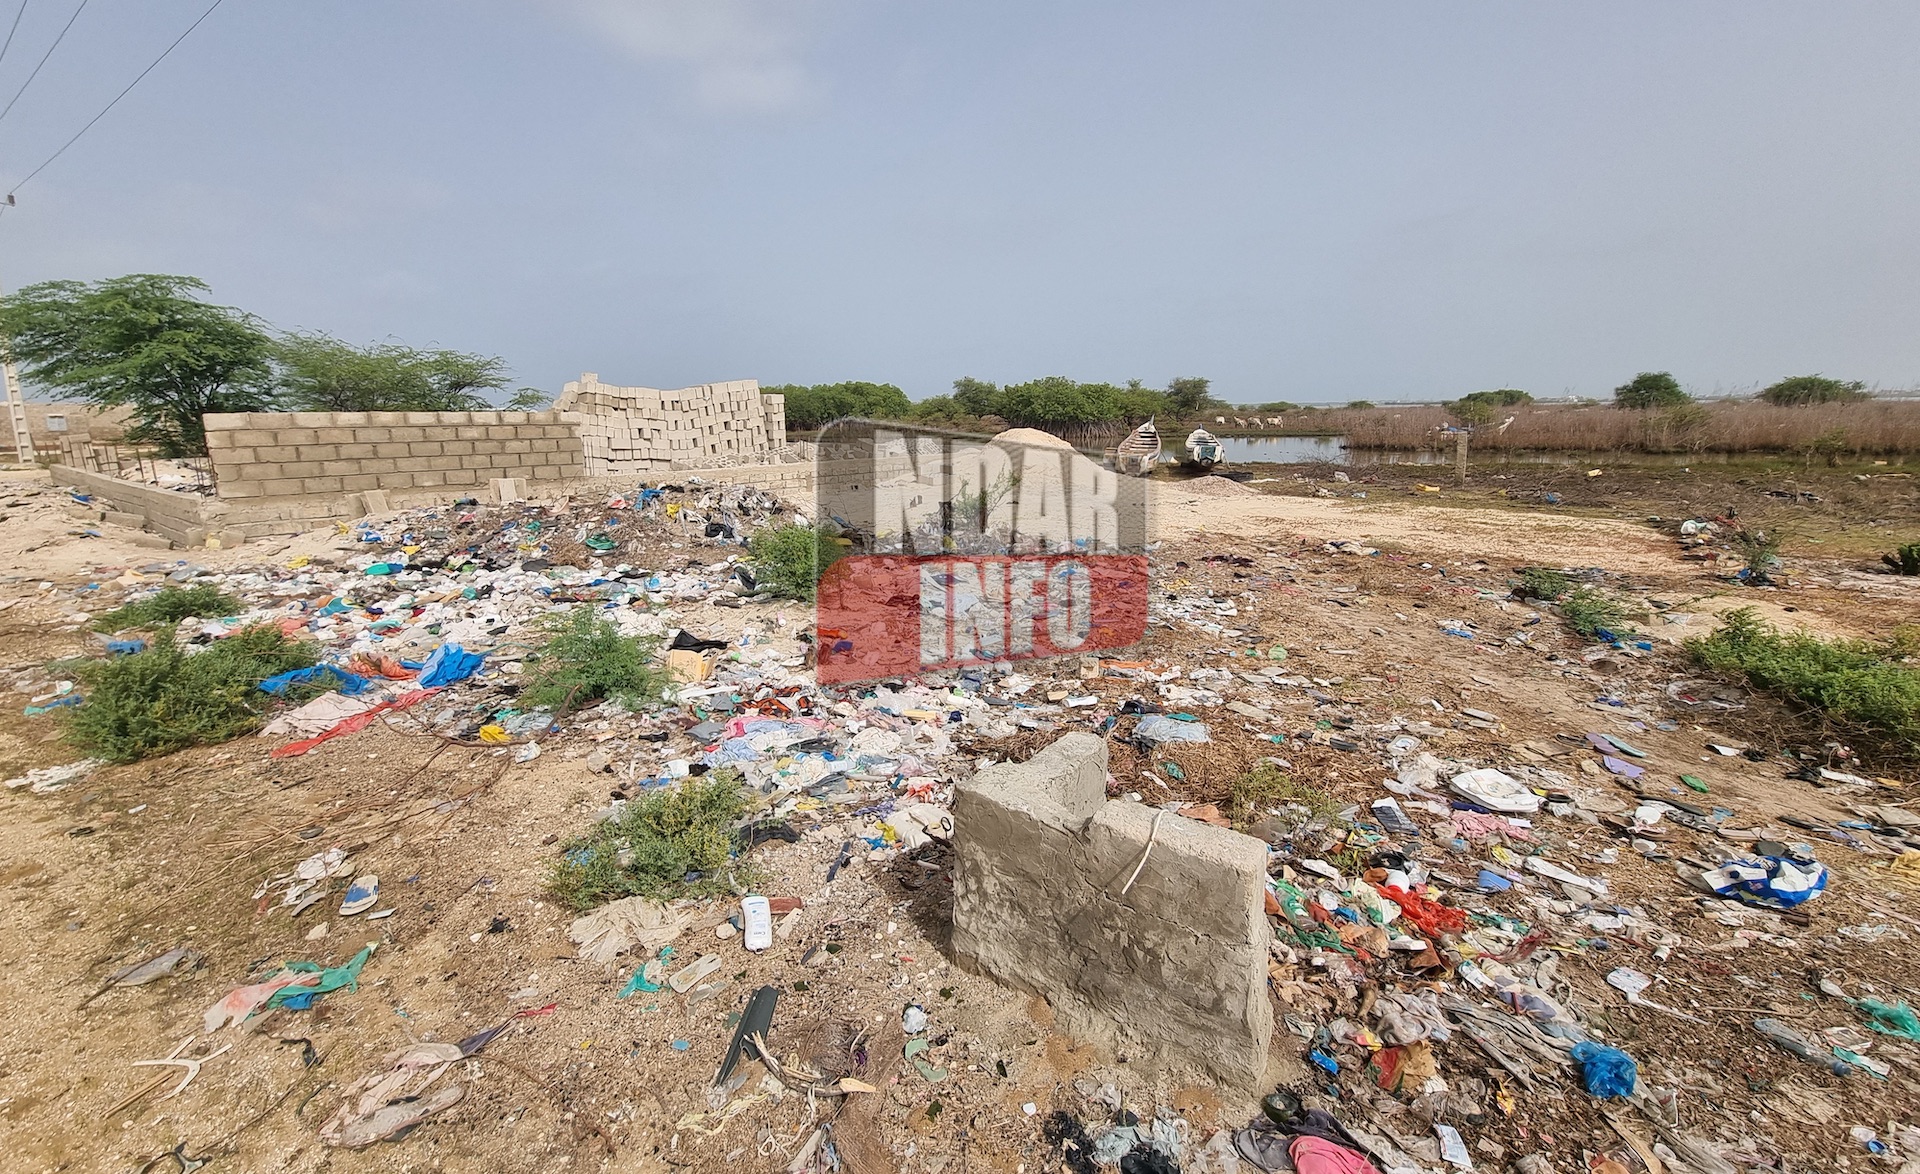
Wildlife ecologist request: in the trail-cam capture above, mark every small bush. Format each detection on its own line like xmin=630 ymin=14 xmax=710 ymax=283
xmin=521 ymin=607 xmax=666 ymax=713
xmin=1512 ymin=567 xmax=1571 ymax=602
xmin=1559 ymin=587 xmax=1632 ymax=640
xmin=1728 ymin=526 xmax=1784 ymax=579
xmin=546 ymin=772 xmax=756 ymax=910
xmin=64 ymin=626 xmax=319 ymax=762
xmin=748 ymin=524 xmax=846 ymax=602
xmin=1689 ymin=607 xmax=1920 ymax=757
xmin=1760 ymin=375 xmax=1869 ymax=406
xmin=91 ymin=584 xmax=240 ymax=632
xmin=1882 ymin=543 xmax=1920 ymax=576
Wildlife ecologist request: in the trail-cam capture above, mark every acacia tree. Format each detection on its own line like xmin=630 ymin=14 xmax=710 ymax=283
xmin=0 ymin=274 xmax=275 ymax=455
xmin=276 ymin=332 xmax=510 ymax=412
xmin=1613 ymin=372 xmax=1689 ymax=409
xmin=1165 ymin=375 xmax=1219 ymax=416
xmin=1760 ymin=375 xmax=1869 ymax=406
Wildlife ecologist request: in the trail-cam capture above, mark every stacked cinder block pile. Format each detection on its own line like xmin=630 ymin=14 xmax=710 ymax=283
xmin=204 ymin=411 xmax=586 ymax=500
xmin=557 ymin=373 xmax=789 ymax=475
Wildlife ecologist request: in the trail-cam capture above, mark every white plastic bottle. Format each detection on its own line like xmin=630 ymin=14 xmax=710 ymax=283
xmin=740 ymin=895 xmax=772 ymax=951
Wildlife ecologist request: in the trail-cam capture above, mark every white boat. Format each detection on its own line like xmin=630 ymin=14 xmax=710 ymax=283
xmin=1184 ymin=428 xmax=1223 ymax=469
xmin=1114 ymin=419 xmax=1160 ymax=475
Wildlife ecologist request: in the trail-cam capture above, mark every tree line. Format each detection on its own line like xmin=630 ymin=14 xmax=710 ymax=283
xmin=0 ymin=274 xmax=540 ymax=455
xmin=771 ymin=375 xmax=1224 ymax=434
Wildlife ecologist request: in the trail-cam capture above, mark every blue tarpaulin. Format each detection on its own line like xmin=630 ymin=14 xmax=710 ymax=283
xmin=418 ymin=642 xmax=485 ymax=687
xmin=259 ymin=664 xmax=374 ymax=696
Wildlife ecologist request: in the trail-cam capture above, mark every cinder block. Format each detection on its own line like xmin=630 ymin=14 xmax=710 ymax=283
xmin=403 ymin=412 xmax=438 ymax=426
xmin=373 ymin=443 xmax=410 ymax=459
xmin=435 ymin=412 xmax=470 ymax=425
xmin=315 ymin=428 xmax=355 ymax=444
xmin=232 ymin=429 xmax=276 ymax=447
xmin=280 ymin=461 xmax=325 ymax=479
xmin=422 ymin=426 xmax=457 ymax=441
xmin=382 ymin=471 xmax=417 ymax=489
xmin=333 ymin=412 xmax=370 ymax=426
xmin=215 ymin=481 xmax=261 ymax=499
xmin=305 ymin=446 xmax=341 ymax=463
xmin=409 ymin=442 xmax=444 ymax=457
xmin=301 ymin=476 xmax=344 ymax=495
xmin=277 ymin=429 xmax=320 ymax=446
xmin=443 ymin=441 xmax=474 ymax=456
xmin=502 ymin=439 xmax=531 ymax=454
xmin=342 ymin=474 xmax=382 ymax=491
xmin=412 ymin=470 xmax=446 ymax=488
xmin=260 ymin=478 xmax=305 ymax=496
xmin=427 ymin=455 xmax=463 ymax=472
xmin=288 ymin=412 xmax=334 ymax=428
xmin=203 ymin=414 xmax=245 ymax=431
xmin=472 ymin=440 xmax=504 ymax=455
xmin=459 ymin=454 xmax=493 ymax=470
xmin=530 ymin=465 xmax=563 ymax=480
xmin=338 ymin=443 xmax=376 ymax=460
xmin=531 ymin=439 xmax=558 ymax=453
xmin=368 ymin=412 xmax=406 ymax=426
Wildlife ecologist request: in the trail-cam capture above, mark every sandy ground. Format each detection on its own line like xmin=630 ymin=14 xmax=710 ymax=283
xmin=0 ymin=463 xmax=1916 ymax=1174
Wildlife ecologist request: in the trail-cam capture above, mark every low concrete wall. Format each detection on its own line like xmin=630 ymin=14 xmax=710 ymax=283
xmin=49 ymin=465 xmax=230 ymax=547
xmin=204 ymin=410 xmax=587 ymax=500
xmin=950 ymin=733 xmax=1275 ymax=1087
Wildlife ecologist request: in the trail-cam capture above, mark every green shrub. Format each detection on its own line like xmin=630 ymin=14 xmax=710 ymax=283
xmin=64 ymin=626 xmax=319 ymax=762
xmin=1559 ymin=587 xmax=1632 ymax=640
xmin=1729 ymin=526 xmax=1784 ymax=578
xmin=1613 ymin=372 xmax=1689 ymax=410
xmin=1689 ymin=607 xmax=1920 ymax=757
xmin=748 ymin=524 xmax=846 ymax=602
xmin=1760 ymin=375 xmax=1869 ymax=406
xmin=521 ymin=607 xmax=666 ymax=713
xmin=1882 ymin=543 xmax=1920 ymax=576
xmin=546 ymin=772 xmax=756 ymax=910
xmin=92 ymin=584 xmax=240 ymax=632
xmin=1513 ymin=567 xmax=1571 ymax=602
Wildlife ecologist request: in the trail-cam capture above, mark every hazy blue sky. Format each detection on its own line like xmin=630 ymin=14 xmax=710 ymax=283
xmin=1 ymin=1 xmax=1916 ymax=404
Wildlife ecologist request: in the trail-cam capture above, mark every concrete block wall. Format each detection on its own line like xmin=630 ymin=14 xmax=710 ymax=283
xmin=558 ymin=373 xmax=789 ymax=474
xmin=951 ymin=733 xmax=1275 ymax=1088
xmin=50 ymin=465 xmax=227 ymax=546
xmin=204 ymin=411 xmax=586 ymax=501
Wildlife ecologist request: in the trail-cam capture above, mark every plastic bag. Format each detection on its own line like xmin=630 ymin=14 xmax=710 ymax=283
xmin=1569 ymin=1040 xmax=1637 ymax=1098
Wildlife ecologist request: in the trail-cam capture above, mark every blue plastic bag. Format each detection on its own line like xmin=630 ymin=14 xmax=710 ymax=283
xmin=259 ymin=664 xmax=373 ymax=696
xmin=418 ymin=642 xmax=485 ymax=687
xmin=1570 ymin=1040 xmax=1637 ymax=1098
xmin=1704 ymin=856 xmax=1828 ymax=909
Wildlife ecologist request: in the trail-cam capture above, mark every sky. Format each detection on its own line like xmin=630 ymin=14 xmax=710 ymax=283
xmin=0 ymin=0 xmax=1916 ymax=405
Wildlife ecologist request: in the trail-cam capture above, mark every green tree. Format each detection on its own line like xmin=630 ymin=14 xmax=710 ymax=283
xmin=1613 ymin=371 xmax=1689 ymax=409
xmin=1346 ymin=399 xmax=1376 ymax=409
xmin=1447 ymin=388 xmax=1532 ymax=425
xmin=772 ymin=381 xmax=913 ymax=430
xmin=275 ymin=332 xmax=510 ymax=413
xmin=0 ymin=274 xmax=274 ymax=455
xmin=1255 ymin=400 xmax=1300 ymax=412
xmin=1165 ymin=376 xmax=1218 ymax=416
xmin=1760 ymin=374 xmax=1870 ymax=406
xmin=998 ymin=376 xmax=1119 ymax=427
xmin=1114 ymin=379 xmax=1170 ymax=422
xmin=505 ymin=388 xmax=552 ymax=410
xmin=950 ymin=377 xmax=1001 ymax=416
xmin=910 ymin=395 xmax=964 ymax=421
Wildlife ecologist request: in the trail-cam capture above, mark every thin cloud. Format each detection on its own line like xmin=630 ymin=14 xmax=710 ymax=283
xmin=548 ymin=0 xmax=821 ymax=112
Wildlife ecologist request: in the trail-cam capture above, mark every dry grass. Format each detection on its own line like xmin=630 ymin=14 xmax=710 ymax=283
xmin=1318 ymin=400 xmax=1920 ymax=456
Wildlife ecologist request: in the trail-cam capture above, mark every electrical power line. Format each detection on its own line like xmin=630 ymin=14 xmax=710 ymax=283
xmin=0 ymin=0 xmax=87 ymax=124
xmin=5 ymin=0 xmax=226 ymax=200
xmin=0 ymin=1 xmax=30 ymax=73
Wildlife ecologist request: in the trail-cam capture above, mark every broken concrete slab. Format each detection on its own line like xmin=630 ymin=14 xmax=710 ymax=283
xmin=951 ymin=732 xmax=1275 ymax=1087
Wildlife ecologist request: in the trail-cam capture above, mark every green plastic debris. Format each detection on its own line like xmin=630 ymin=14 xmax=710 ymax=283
xmin=1680 ymin=775 xmax=1710 ymax=793
xmin=264 ymin=944 xmax=378 ymax=1011
xmin=1855 ymin=998 xmax=1920 ymax=1041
